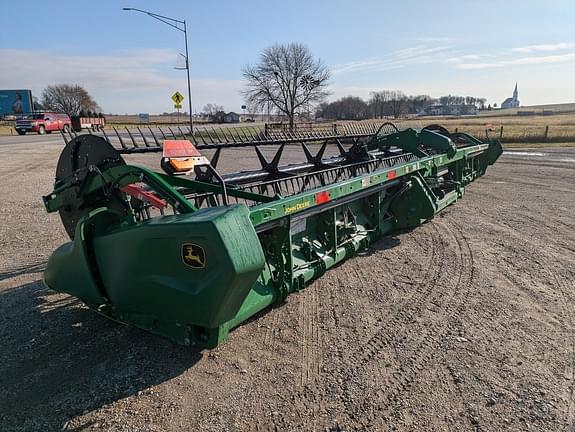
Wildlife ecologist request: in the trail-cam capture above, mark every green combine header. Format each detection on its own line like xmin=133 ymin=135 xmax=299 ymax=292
xmin=43 ymin=122 xmax=501 ymax=348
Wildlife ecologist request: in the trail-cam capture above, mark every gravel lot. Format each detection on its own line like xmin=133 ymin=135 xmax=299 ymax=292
xmin=0 ymin=138 xmax=574 ymax=431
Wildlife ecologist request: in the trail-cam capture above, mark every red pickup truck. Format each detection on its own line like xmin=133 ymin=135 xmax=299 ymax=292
xmin=15 ymin=113 xmax=71 ymax=135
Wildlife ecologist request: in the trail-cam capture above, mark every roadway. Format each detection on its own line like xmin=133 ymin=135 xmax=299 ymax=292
xmin=0 ymin=122 xmax=267 ymax=147
xmin=0 ymin=133 xmax=64 ymax=146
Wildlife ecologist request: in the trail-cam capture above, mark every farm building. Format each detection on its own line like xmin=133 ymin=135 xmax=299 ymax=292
xmin=425 ymin=104 xmax=478 ymax=116
xmin=223 ymin=112 xmax=240 ymax=123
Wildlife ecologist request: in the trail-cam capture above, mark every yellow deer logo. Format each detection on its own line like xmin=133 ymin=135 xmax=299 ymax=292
xmin=182 ymin=244 xmax=206 ymax=268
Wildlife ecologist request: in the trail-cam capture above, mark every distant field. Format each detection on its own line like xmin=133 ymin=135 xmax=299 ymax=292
xmin=106 ymin=110 xmax=575 ymax=143
xmin=1 ymin=111 xmax=574 ymax=144
xmin=477 ymin=102 xmax=575 ymax=117
xmin=106 ymin=114 xmax=210 ymax=125
xmin=392 ymin=113 xmax=575 ymax=143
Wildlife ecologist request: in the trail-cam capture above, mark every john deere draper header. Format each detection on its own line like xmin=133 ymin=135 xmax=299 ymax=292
xmin=43 ymin=122 xmax=501 ymax=348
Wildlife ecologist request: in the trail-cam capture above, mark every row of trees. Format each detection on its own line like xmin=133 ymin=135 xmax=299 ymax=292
xmin=316 ymin=91 xmax=489 ymax=120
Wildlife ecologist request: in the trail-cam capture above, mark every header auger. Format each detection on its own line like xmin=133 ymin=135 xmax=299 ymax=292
xmin=43 ymin=122 xmax=502 ymax=348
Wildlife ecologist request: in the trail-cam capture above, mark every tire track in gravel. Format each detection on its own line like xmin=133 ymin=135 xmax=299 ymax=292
xmin=299 ymin=282 xmax=321 ymax=387
xmin=379 ymin=220 xmax=474 ymax=409
xmin=474 ymin=211 xmax=575 ymax=269
xmin=0 ymin=162 xmax=44 ymax=181
xmin=346 ymin=222 xmax=446 ymax=368
xmin=0 ymin=259 xmax=46 ymax=283
xmin=436 ymin=219 xmax=482 ymax=431
xmin=261 ymin=305 xmax=281 ymax=363
xmin=342 ymin=218 xmax=476 ymax=429
xmin=501 ymin=236 xmax=575 ymax=428
xmin=547 ymin=267 xmax=575 ymax=430
xmin=501 ymin=211 xmax=575 ymax=247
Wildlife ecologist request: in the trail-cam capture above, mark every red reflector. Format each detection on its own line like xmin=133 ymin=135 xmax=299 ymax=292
xmin=315 ymin=191 xmax=330 ymax=204
xmin=387 ymin=170 xmax=397 ymax=180
xmin=121 ymin=184 xmax=167 ymax=210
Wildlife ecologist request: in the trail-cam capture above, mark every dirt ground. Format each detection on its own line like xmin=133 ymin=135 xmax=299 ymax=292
xmin=0 ymin=138 xmax=574 ymax=432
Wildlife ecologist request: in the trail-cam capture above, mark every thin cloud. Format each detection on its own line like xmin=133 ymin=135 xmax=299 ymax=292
xmin=507 ymin=52 xmax=575 ymax=65
xmin=456 ymin=52 xmax=575 ymax=69
xmin=457 ymin=63 xmax=502 ymax=70
xmin=332 ymin=45 xmax=455 ymax=75
xmin=512 ymin=43 xmax=575 ymax=53
xmin=446 ymin=54 xmax=488 ymax=64
xmin=413 ymin=37 xmax=457 ymax=43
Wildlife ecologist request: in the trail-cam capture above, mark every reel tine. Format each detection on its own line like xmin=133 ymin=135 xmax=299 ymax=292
xmin=60 ymin=130 xmax=69 ymax=145
xmin=193 ymin=128 xmax=204 ymax=145
xmin=113 ymin=127 xmax=127 ymax=149
xmin=148 ymin=127 xmax=160 ymax=147
xmin=210 ymin=147 xmax=222 ymax=168
xmin=238 ymin=127 xmax=251 ymax=142
xmin=219 ymin=128 xmax=229 ymax=144
xmin=233 ymin=127 xmax=245 ymax=142
xmin=250 ymin=127 xmax=260 ymax=141
xmin=137 ymin=127 xmax=150 ymax=147
xmin=228 ymin=128 xmax=241 ymax=142
xmin=226 ymin=128 xmax=239 ymax=143
xmin=204 ymin=128 xmax=217 ymax=144
xmin=101 ymin=127 xmax=112 ymax=144
xmin=125 ymin=126 xmax=139 ymax=148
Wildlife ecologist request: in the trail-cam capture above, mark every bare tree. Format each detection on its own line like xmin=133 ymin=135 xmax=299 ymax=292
xmin=387 ymin=90 xmax=408 ymax=119
xmin=41 ymin=84 xmax=100 ymax=116
xmin=32 ymin=96 xmax=44 ymax=111
xmin=242 ymin=43 xmax=330 ymax=128
xmin=369 ymin=91 xmax=392 ymax=119
xmin=203 ymin=103 xmax=224 ymax=117
xmin=203 ymin=103 xmax=225 ymax=122
xmin=316 ymin=96 xmax=369 ymax=120
xmin=408 ymin=95 xmax=434 ymax=115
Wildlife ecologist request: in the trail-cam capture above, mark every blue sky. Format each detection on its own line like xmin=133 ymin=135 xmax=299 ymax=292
xmin=1 ymin=0 xmax=574 ymax=114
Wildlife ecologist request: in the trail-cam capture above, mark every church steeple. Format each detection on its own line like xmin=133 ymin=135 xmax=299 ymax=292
xmin=501 ymin=82 xmax=521 ymax=109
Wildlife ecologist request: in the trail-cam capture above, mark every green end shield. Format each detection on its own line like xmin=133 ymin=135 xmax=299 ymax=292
xmin=44 ymin=204 xmax=265 ymax=346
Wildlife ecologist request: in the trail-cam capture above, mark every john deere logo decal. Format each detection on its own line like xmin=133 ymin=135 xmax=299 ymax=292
xmin=182 ymin=243 xmax=206 ymax=268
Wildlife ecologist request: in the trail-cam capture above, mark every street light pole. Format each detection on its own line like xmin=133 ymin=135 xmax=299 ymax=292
xmin=122 ymin=7 xmax=194 ymax=133
xmin=182 ymin=20 xmax=193 ymax=133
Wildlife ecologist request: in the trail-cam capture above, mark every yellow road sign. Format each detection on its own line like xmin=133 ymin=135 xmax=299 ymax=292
xmin=174 ymin=103 xmax=182 ymax=109
xmin=171 ymin=91 xmax=184 ymax=104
